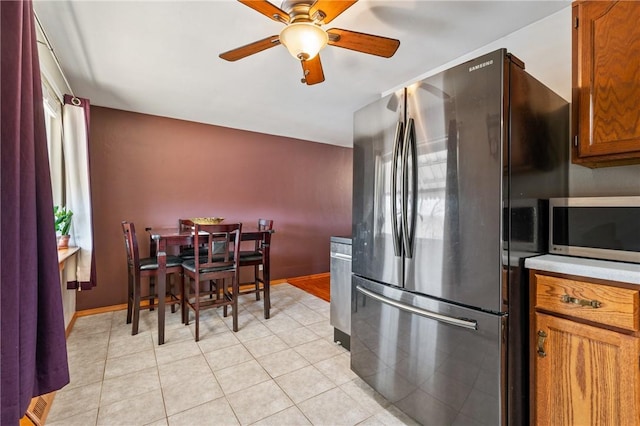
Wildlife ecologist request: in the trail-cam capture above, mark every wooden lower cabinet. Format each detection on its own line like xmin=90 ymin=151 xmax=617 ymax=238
xmin=531 ymin=271 xmax=640 ymax=425
xmin=534 ymin=312 xmax=640 ymax=425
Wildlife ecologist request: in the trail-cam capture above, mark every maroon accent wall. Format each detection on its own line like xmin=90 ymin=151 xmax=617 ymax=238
xmin=80 ymin=106 xmax=352 ymax=310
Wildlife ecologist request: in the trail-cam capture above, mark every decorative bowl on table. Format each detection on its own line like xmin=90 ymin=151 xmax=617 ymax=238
xmin=190 ymin=217 xmax=224 ymax=225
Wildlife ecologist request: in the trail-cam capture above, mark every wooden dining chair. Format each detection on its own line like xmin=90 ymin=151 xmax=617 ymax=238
xmin=238 ymin=219 xmax=273 ymax=302
xmin=237 ymin=219 xmax=273 ymax=320
xmin=121 ymin=221 xmax=183 ymax=335
xmin=178 ymin=218 xmax=226 ymax=260
xmin=182 ymin=222 xmax=242 ymax=341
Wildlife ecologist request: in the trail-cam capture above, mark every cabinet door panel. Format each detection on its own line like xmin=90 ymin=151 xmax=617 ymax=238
xmin=572 ymin=0 xmax=640 ymax=166
xmin=534 ymin=312 xmax=640 ymax=425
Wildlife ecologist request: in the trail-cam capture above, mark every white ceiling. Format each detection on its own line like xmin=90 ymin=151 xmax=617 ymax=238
xmin=33 ymin=0 xmax=570 ymax=148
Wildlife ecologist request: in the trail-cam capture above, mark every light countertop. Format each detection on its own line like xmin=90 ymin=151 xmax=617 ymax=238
xmin=525 ymin=254 xmax=640 ymax=285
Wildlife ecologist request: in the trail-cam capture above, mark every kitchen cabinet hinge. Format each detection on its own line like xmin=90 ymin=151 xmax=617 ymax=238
xmin=574 ymin=17 xmax=579 ymax=29
xmin=574 ymin=135 xmax=578 ymax=147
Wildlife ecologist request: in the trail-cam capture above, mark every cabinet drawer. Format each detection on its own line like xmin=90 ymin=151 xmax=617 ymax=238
xmin=534 ymin=274 xmax=639 ymax=331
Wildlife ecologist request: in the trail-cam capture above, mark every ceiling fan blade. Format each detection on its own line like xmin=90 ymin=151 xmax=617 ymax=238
xmin=219 ymin=35 xmax=281 ymax=61
xmin=238 ymin=0 xmax=290 ymax=24
xmin=309 ymin=0 xmax=357 ymax=25
xmin=327 ymin=28 xmax=400 ymax=58
xmin=301 ymin=55 xmax=325 ymax=85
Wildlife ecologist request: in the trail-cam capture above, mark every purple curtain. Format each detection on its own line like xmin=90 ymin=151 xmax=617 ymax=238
xmin=1 ymin=1 xmax=70 ymax=424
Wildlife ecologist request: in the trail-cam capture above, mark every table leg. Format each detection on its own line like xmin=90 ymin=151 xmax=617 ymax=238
xmin=263 ymin=270 xmax=270 ymax=320
xmin=263 ymin=238 xmax=271 ymax=320
xmin=153 ymin=235 xmax=166 ymax=345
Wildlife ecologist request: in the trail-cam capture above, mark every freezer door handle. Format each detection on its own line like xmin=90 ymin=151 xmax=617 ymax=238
xmin=391 ymin=120 xmax=404 ymax=258
xmin=356 ymin=285 xmax=478 ymax=330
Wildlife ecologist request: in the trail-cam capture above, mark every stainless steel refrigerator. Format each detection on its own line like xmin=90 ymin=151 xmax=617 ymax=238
xmin=350 ymin=49 xmax=568 ymax=425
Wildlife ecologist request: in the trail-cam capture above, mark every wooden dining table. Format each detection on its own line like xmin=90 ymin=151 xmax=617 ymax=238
xmin=147 ymin=226 xmax=273 ymax=344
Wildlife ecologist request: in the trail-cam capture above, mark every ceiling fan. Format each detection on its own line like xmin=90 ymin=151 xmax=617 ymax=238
xmin=219 ymin=0 xmax=400 ymax=85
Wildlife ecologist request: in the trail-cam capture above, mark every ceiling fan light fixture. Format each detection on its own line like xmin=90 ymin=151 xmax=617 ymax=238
xmin=279 ymin=22 xmax=328 ymax=60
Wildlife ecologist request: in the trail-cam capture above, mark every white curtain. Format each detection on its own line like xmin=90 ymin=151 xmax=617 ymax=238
xmin=62 ymin=95 xmax=95 ymax=289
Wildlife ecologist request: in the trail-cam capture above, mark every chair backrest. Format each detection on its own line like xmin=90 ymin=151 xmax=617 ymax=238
xmin=178 ymin=219 xmax=195 ymax=253
xmin=179 ymin=218 xmax=194 ymax=231
xmin=258 ymin=219 xmax=274 ymax=231
xmin=255 ymin=219 xmax=273 ymax=250
xmin=193 ymin=223 xmax=242 ymax=274
xmin=121 ymin=221 xmax=140 ymax=270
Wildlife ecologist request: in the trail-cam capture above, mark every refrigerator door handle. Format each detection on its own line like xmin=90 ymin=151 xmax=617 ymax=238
xmin=391 ymin=121 xmax=404 ymax=257
xmin=356 ymin=285 xmax=478 ymax=330
xmin=401 ymin=118 xmax=418 ymax=258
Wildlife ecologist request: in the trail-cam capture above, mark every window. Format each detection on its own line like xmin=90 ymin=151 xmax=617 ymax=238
xmin=42 ymin=78 xmax=64 ymax=206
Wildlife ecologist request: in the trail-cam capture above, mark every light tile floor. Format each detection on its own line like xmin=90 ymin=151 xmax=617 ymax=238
xmin=47 ymin=283 xmax=417 ymax=426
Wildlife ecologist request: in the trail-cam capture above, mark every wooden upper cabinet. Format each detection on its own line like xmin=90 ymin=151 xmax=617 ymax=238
xmin=572 ymin=0 xmax=640 ymax=167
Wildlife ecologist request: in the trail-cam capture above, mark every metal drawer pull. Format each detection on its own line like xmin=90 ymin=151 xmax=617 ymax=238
xmin=537 ymin=330 xmax=547 ymax=358
xmin=330 ymin=253 xmax=352 ymax=261
xmin=560 ymin=294 xmax=601 ymax=308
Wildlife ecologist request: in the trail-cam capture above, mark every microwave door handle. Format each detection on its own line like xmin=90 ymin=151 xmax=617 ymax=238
xmin=401 ymin=118 xmax=417 ymax=258
xmin=391 ymin=120 xmax=404 ymax=258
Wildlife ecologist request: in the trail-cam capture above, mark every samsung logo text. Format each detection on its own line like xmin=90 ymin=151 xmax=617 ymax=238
xmin=469 ymin=59 xmax=494 ymax=72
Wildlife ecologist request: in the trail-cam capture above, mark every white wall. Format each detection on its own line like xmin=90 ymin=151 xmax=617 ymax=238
xmin=386 ymin=7 xmax=640 ymax=197
xmin=385 ymin=7 xmax=572 ymax=101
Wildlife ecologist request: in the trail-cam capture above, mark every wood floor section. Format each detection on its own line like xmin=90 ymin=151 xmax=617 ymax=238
xmin=287 ymin=273 xmax=330 ymax=302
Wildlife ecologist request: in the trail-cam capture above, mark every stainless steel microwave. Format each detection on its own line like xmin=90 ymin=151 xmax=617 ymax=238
xmin=549 ymin=197 xmax=640 ymax=263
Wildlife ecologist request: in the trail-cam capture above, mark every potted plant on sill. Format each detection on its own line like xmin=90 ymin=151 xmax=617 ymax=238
xmin=54 ymin=205 xmax=73 ymax=249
